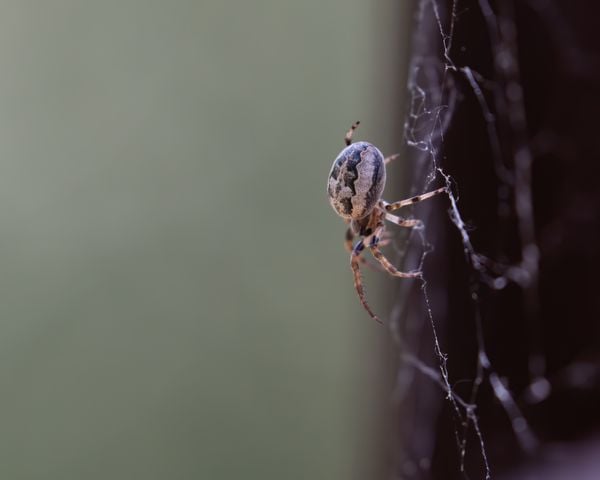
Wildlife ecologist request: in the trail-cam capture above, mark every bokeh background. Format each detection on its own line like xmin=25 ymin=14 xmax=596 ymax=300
xmin=0 ymin=1 xmax=411 ymax=479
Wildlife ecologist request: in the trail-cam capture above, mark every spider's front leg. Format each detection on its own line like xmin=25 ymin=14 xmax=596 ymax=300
xmin=367 ymin=227 xmax=421 ymax=279
xmin=350 ymin=240 xmax=382 ymax=324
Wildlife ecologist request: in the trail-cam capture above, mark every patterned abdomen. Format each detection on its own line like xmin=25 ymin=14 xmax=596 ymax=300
xmin=327 ymin=141 xmax=386 ymax=220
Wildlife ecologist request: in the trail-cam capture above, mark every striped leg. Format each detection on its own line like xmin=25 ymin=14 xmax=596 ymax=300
xmin=345 ymin=228 xmax=390 ymax=271
xmin=368 ymin=231 xmax=421 ymax=279
xmin=384 ymin=187 xmax=447 ymax=212
xmin=350 ymin=241 xmax=382 ymax=324
xmin=384 ymin=213 xmax=423 ymax=230
xmin=384 ymin=153 xmax=400 ymax=165
xmin=344 ymin=121 xmax=360 ymax=146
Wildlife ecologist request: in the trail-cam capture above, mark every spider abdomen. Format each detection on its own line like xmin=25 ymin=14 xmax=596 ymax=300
xmin=327 ymin=141 xmax=386 ymax=220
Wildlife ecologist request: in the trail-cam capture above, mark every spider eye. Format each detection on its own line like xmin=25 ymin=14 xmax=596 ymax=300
xmin=327 ymin=142 xmax=386 ymax=220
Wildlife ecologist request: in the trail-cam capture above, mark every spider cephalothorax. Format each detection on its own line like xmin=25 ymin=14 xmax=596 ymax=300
xmin=327 ymin=121 xmax=447 ymax=323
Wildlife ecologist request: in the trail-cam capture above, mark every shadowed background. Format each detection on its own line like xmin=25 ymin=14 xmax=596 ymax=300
xmin=0 ymin=2 xmax=410 ymax=479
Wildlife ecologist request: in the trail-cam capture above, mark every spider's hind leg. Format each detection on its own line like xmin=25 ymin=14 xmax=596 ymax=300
xmin=384 ymin=186 xmax=448 ymax=212
xmin=344 ymin=121 xmax=360 ymax=146
xmin=384 ymin=153 xmax=400 ymax=165
xmin=384 ymin=212 xmax=423 ymax=230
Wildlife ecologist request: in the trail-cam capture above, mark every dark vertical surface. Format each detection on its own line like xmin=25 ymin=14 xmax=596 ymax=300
xmin=395 ymin=1 xmax=600 ymax=478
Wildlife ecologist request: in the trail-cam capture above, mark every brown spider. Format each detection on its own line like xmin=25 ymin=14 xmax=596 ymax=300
xmin=327 ymin=121 xmax=447 ymax=323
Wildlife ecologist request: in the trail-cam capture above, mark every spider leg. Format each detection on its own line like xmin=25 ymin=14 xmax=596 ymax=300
xmin=384 ymin=186 xmax=447 ymax=212
xmin=350 ymin=241 xmax=382 ymax=324
xmin=346 ymin=228 xmax=372 ymax=267
xmin=384 ymin=153 xmax=400 ymax=165
xmin=345 ymin=228 xmax=389 ymax=271
xmin=344 ymin=121 xmax=360 ymax=146
xmin=384 ymin=212 xmax=423 ymax=230
xmin=368 ymin=230 xmax=421 ymax=279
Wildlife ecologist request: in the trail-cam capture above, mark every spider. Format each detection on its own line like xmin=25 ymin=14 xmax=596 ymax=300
xmin=327 ymin=121 xmax=447 ymax=323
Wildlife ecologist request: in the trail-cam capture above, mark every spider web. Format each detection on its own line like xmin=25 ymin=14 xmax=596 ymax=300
xmin=383 ymin=1 xmax=564 ymax=478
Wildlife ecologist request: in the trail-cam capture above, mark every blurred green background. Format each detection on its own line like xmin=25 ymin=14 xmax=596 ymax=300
xmin=0 ymin=1 xmax=409 ymax=478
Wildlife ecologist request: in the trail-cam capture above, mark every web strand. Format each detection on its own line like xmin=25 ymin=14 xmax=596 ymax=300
xmin=387 ymin=1 xmax=552 ymax=478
